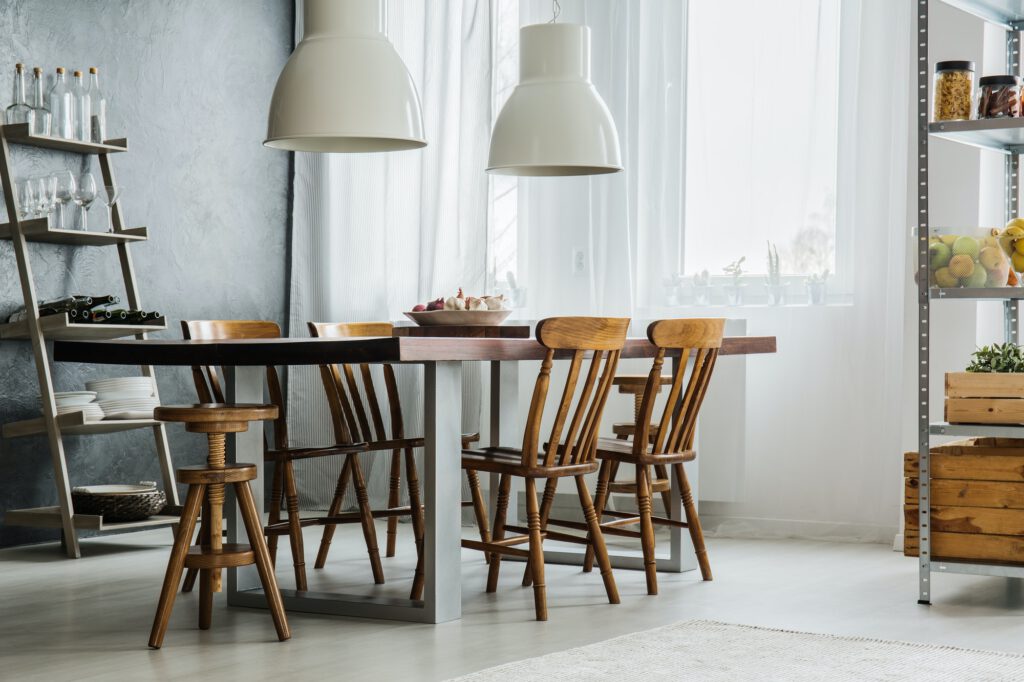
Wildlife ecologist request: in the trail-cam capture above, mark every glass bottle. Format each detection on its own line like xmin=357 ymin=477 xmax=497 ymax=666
xmin=27 ymin=67 xmax=51 ymax=135
xmin=72 ymin=70 xmax=90 ymax=141
xmin=87 ymin=67 xmax=107 ymax=142
xmin=48 ymin=67 xmax=74 ymax=139
xmin=5 ymin=63 xmax=32 ymax=125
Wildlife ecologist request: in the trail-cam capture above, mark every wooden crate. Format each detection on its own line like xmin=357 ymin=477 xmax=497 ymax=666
xmin=945 ymin=372 xmax=1024 ymax=424
xmin=904 ymin=438 xmax=1024 ymax=563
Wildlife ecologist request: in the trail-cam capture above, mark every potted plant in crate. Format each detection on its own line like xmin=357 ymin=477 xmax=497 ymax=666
xmin=946 ymin=342 xmax=1024 ymax=424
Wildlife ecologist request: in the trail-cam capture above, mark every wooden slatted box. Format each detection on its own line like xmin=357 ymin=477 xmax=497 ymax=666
xmin=945 ymin=372 xmax=1024 ymax=424
xmin=905 ymin=438 xmax=1024 ymax=563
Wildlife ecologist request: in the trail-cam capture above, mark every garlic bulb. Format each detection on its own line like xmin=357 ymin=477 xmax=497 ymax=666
xmin=484 ymin=295 xmax=505 ymax=310
xmin=467 ymin=297 xmax=487 ymax=311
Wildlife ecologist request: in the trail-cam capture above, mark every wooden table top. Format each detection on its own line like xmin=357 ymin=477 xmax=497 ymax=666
xmin=53 ymin=335 xmax=776 ymax=367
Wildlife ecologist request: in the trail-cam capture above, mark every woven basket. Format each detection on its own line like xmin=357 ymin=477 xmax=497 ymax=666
xmin=71 ymin=489 xmax=167 ymax=522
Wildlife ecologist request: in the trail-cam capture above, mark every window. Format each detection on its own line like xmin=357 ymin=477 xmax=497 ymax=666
xmin=684 ymin=0 xmax=841 ymax=279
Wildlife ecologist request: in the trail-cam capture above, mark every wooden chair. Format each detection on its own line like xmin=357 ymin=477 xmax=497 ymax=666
xmin=149 ymin=403 xmax=289 ymax=648
xmin=609 ymin=374 xmax=674 ymax=514
xmin=308 ymin=321 xmax=490 ymax=601
xmin=461 ymin=317 xmax=629 ymax=621
xmin=582 ymin=318 xmax=724 ymax=595
xmin=179 ymin=320 xmax=368 ymax=593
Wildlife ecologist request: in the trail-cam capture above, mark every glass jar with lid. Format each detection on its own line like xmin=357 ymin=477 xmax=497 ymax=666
xmin=977 ymin=75 xmax=1022 ymax=118
xmin=933 ymin=60 xmax=975 ymax=121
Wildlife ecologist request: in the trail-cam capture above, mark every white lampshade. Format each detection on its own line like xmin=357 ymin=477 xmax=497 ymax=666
xmin=264 ymin=0 xmax=426 ymax=153
xmin=487 ymin=23 xmax=622 ymax=176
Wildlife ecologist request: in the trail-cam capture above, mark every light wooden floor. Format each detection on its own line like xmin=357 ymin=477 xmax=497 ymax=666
xmin=2 ymin=523 xmax=1023 ymax=681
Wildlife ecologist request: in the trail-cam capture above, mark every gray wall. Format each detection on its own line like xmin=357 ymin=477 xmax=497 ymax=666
xmin=0 ymin=0 xmax=293 ymax=548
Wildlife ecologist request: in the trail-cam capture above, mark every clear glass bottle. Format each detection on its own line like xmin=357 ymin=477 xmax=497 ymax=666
xmin=86 ymin=67 xmax=106 ymax=142
xmin=27 ymin=67 xmax=51 ymax=135
xmin=48 ymin=67 xmax=74 ymax=139
xmin=5 ymin=63 xmax=32 ymax=125
xmin=71 ymin=70 xmax=90 ymax=141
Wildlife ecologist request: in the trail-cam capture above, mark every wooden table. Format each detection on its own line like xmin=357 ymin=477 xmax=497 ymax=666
xmin=54 ymin=334 xmax=776 ymax=623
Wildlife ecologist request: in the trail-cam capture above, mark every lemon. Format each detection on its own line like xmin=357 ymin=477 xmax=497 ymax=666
xmin=1006 ymin=218 xmax=1024 ymax=231
xmin=1015 ymin=239 xmax=1024 ymax=257
xmin=1013 ymin=252 xmax=1024 ymax=273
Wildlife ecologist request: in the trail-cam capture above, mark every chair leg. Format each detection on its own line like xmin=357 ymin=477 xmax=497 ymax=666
xmin=525 ymin=478 xmax=547 ymax=621
xmin=235 ymin=481 xmax=291 ymax=642
xmin=386 ymin=449 xmax=402 ymax=558
xmin=149 ymin=483 xmax=205 ymax=649
xmin=676 ymin=462 xmax=712 ymax=580
xmin=522 ymin=477 xmax=558 ymax=587
xmin=283 ymin=460 xmax=308 ymax=591
xmin=486 ymin=473 xmax=512 ymax=593
xmin=315 ymin=455 xmax=352 ymax=569
xmin=583 ymin=459 xmax=614 ymax=573
xmin=636 ymin=463 xmax=658 ymax=595
xmin=654 ymin=463 xmax=672 ymax=515
xmin=405 ymin=447 xmax=426 ymax=601
xmin=577 ymin=475 xmax=619 ymax=605
xmin=466 ymin=469 xmax=491 ymax=551
xmin=267 ymin=460 xmax=284 ymax=567
xmin=352 ymin=455 xmax=385 ymax=584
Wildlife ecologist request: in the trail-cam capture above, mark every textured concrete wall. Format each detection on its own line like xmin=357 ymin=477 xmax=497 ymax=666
xmin=0 ymin=0 xmax=292 ymax=548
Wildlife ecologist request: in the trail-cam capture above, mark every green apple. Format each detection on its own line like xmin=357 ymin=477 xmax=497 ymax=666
xmin=964 ymin=266 xmax=988 ymax=288
xmin=929 ymin=242 xmax=952 ymax=270
xmin=952 ymin=236 xmax=980 ymax=259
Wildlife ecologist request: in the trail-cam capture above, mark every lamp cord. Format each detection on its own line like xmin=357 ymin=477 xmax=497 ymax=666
xmin=549 ymin=0 xmax=561 ymax=23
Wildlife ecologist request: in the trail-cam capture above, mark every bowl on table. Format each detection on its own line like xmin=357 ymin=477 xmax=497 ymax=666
xmin=404 ymin=309 xmax=512 ymax=326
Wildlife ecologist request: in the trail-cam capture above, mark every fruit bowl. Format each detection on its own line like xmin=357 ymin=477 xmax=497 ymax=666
xmin=404 ymin=310 xmax=513 ymax=326
xmin=928 ymin=229 xmax=1012 ymax=289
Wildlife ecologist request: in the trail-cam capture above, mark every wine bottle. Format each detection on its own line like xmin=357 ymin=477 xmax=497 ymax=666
xmin=71 ymin=70 xmax=89 ymax=141
xmin=84 ymin=294 xmax=120 ymax=309
xmin=27 ymin=67 xmax=50 ymax=135
xmin=85 ymin=310 xmax=113 ymax=323
xmin=87 ymin=67 xmax=107 ymax=143
xmin=5 ymin=63 xmax=32 ymax=125
xmin=5 ymin=295 xmax=94 ymax=323
xmin=48 ymin=67 xmax=74 ymax=140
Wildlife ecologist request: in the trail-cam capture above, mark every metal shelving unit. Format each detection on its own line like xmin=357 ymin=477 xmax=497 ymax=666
xmin=0 ymin=123 xmax=179 ymax=557
xmin=918 ymin=0 xmax=1024 ymax=603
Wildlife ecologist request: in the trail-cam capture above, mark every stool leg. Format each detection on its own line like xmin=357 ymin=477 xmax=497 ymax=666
xmin=235 ymin=481 xmax=291 ymax=642
xmin=283 ymin=460 xmax=308 ymax=591
xmin=199 ymin=566 xmax=213 ymax=630
xmin=386 ymin=449 xmax=402 ymax=558
xmin=315 ymin=455 xmax=352 ymax=569
xmin=149 ymin=483 xmax=205 ymax=649
xmin=466 ymin=469 xmax=491 ymax=564
xmin=181 ymin=522 xmax=203 ymax=593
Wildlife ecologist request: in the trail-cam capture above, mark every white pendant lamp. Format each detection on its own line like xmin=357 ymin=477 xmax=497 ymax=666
xmin=487 ymin=20 xmax=622 ymax=176
xmin=264 ymin=0 xmax=426 ymax=153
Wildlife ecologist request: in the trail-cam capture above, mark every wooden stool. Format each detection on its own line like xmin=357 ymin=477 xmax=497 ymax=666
xmin=148 ymin=403 xmax=289 ymax=649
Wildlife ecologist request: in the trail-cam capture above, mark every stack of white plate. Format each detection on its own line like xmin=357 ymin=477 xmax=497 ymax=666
xmin=85 ymin=377 xmax=159 ymax=420
xmin=53 ymin=391 xmax=103 ymax=421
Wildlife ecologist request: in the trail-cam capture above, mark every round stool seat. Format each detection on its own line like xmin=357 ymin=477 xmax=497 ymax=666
xmin=176 ymin=462 xmax=258 ymax=485
xmin=155 ymin=403 xmax=278 ymax=433
xmin=613 ymin=374 xmax=672 ymax=394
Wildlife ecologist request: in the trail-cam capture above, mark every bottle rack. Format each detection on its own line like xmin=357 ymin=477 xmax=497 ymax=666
xmin=917 ymin=0 xmax=1024 ymax=602
xmin=0 ymin=123 xmax=179 ymax=558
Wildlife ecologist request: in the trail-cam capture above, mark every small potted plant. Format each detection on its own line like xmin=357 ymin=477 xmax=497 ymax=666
xmin=765 ymin=241 xmax=785 ymax=306
xmin=663 ymin=271 xmax=684 ymax=306
xmin=692 ymin=269 xmax=711 ymax=306
xmin=806 ymin=268 xmax=829 ymax=305
xmin=723 ymin=257 xmax=746 ymax=306
xmin=946 ymin=343 xmax=1024 ymax=424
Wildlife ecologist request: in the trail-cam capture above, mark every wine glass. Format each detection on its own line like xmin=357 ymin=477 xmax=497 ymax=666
xmin=53 ymin=171 xmax=75 ymax=229
xmin=16 ymin=178 xmax=35 ymax=221
xmin=35 ymin=175 xmax=56 ymax=221
xmin=102 ymin=185 xmax=122 ymax=232
xmin=73 ymin=172 xmax=97 ymax=230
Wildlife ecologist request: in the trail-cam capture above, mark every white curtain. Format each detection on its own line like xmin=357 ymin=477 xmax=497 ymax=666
xmin=287 ymin=0 xmax=493 ymax=507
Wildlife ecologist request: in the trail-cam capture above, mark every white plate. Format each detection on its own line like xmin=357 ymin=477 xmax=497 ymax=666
xmin=99 ymin=398 xmax=158 ymax=407
xmin=86 ymin=377 xmax=154 ymax=392
xmin=72 ymin=484 xmax=157 ymax=495
xmin=404 ymin=309 xmax=512 ymax=326
xmin=54 ymin=391 xmax=97 ymax=398
xmin=103 ymin=410 xmax=155 ymax=420
xmin=95 ymin=389 xmax=154 ymax=400
xmin=54 ymin=394 xmax=98 ymax=407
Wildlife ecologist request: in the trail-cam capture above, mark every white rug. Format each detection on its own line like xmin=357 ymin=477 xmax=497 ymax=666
xmin=448 ymin=620 xmax=1024 ymax=681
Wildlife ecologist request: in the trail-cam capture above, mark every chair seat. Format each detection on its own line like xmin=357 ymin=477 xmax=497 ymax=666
xmin=595 ymin=437 xmax=695 ymax=465
xmin=462 ymin=447 xmax=598 ymax=478
xmin=266 ymin=442 xmax=368 ymax=461
xmin=176 ymin=462 xmax=257 ymax=485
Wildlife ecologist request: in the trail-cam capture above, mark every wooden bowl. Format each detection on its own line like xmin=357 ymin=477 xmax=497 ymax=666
xmin=404 ymin=309 xmax=512 ymax=326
